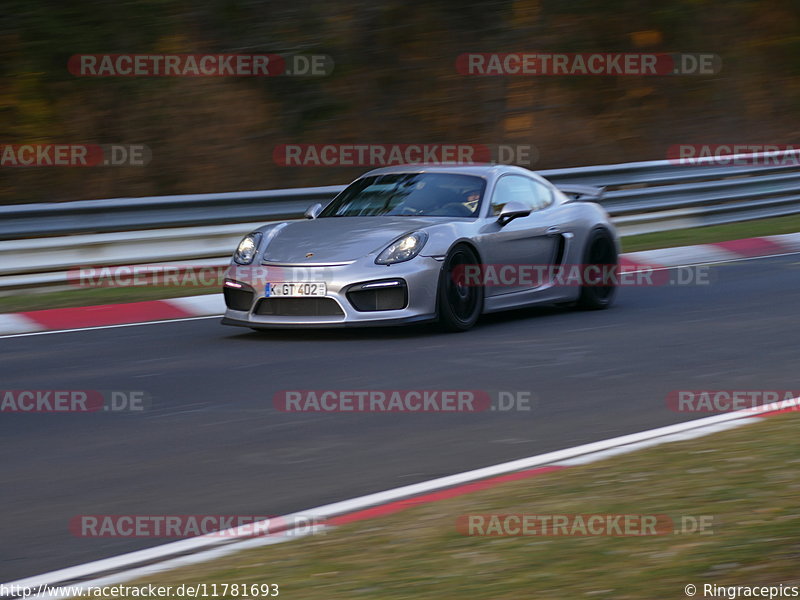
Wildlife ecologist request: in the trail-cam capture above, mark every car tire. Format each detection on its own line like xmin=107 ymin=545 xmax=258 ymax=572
xmin=576 ymin=227 xmax=617 ymax=310
xmin=437 ymin=244 xmax=483 ymax=332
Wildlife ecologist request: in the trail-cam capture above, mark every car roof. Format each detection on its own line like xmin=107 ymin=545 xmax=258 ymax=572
xmin=361 ymin=163 xmax=538 ymax=179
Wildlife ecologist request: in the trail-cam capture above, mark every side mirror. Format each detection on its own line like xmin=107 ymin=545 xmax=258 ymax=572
xmin=497 ymin=201 xmax=531 ymax=226
xmin=304 ymin=203 xmax=323 ymax=219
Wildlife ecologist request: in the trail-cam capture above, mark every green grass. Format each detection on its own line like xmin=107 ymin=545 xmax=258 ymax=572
xmin=3 ymin=214 xmax=799 ymax=314
xmin=621 ymin=213 xmax=800 ymax=252
xmin=0 ymin=285 xmax=218 ymax=314
xmin=120 ymin=412 xmax=800 ymax=599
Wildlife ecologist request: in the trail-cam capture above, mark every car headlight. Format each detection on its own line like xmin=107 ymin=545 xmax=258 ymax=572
xmin=233 ymin=232 xmax=262 ymax=265
xmin=375 ymin=232 xmax=428 ymax=265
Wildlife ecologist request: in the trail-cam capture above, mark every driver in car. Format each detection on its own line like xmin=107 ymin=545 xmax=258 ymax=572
xmin=462 ymin=188 xmax=481 ymax=213
xmin=391 ymin=183 xmax=480 ymax=216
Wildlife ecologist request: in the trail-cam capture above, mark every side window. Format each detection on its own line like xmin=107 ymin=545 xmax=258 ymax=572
xmin=490 ymin=175 xmax=553 ymax=215
xmin=530 ymin=179 xmax=554 ymax=211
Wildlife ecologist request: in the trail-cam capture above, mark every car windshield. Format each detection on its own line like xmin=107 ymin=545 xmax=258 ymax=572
xmin=319 ymin=173 xmax=486 ymax=218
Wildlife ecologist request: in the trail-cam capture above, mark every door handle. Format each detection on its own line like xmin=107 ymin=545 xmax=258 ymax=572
xmin=546 ymin=226 xmax=560 ymax=235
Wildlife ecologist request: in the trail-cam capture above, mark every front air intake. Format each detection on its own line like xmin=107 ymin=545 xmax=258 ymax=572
xmin=346 ymin=280 xmax=408 ymax=311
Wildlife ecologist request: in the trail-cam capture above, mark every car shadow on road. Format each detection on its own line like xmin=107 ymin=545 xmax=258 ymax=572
xmin=221 ymin=304 xmax=574 ymax=343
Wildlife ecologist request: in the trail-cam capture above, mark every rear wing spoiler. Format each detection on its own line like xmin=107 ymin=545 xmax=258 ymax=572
xmin=557 ymin=184 xmax=606 ymax=203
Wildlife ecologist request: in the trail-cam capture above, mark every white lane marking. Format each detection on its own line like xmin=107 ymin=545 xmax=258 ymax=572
xmin=164 ymin=294 xmax=224 ymax=314
xmin=632 ymin=250 xmax=800 ymax=270
xmin=0 ymin=313 xmax=43 ymax=334
xmin=628 ymin=245 xmax=740 ymax=266
xmin=1 ymin=249 xmax=800 ymax=341
xmin=769 ymin=232 xmax=800 ymax=252
xmin=555 ymin=419 xmax=757 ymax=466
xmin=23 ymin=527 xmax=326 ymax=599
xmin=4 ymin=397 xmax=797 ymax=593
xmin=0 ymin=315 xmax=221 ymax=340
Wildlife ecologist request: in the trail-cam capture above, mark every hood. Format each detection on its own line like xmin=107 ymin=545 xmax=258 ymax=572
xmin=259 ymin=216 xmax=442 ymax=263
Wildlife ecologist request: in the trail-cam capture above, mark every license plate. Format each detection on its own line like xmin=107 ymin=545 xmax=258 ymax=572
xmin=266 ymin=282 xmax=327 ymax=297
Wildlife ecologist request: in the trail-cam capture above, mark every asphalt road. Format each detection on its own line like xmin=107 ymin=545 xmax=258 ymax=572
xmin=2 ymin=254 xmax=799 ymax=581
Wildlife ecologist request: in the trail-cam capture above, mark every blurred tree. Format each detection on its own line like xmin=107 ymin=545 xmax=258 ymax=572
xmin=1 ymin=0 xmax=798 ymax=203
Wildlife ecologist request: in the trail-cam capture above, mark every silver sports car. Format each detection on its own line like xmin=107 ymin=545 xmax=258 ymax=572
xmin=221 ymin=164 xmax=619 ymax=332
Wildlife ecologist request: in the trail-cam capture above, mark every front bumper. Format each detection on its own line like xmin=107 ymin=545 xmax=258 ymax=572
xmin=221 ymin=255 xmax=442 ymax=329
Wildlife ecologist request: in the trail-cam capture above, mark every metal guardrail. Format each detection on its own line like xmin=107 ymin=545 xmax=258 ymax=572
xmin=1 ymin=150 xmax=799 ymax=292
xmin=0 ymin=186 xmax=345 ymax=241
